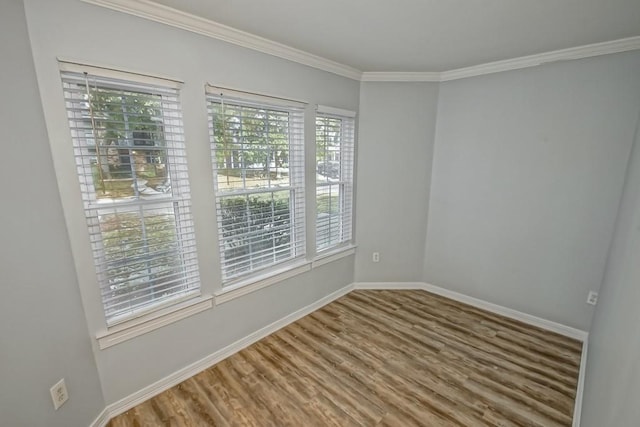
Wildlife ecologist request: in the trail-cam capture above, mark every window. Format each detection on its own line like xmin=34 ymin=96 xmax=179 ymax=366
xmin=315 ymin=107 xmax=355 ymax=251
xmin=61 ymin=68 xmax=200 ymax=325
xmin=207 ymin=87 xmax=305 ymax=283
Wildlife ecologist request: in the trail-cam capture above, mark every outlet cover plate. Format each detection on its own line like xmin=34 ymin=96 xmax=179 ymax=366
xmin=50 ymin=378 xmax=68 ymax=410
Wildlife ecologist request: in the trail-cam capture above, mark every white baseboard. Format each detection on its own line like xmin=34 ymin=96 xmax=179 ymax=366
xmin=89 ymin=408 xmax=110 ymax=427
xmin=572 ymin=337 xmax=588 ymax=427
xmin=420 ymin=282 xmax=589 ymax=342
xmin=353 ymin=281 xmax=588 ymax=342
xmin=101 ymin=283 xmax=354 ymax=421
xmin=354 ymin=281 xmax=425 ymax=290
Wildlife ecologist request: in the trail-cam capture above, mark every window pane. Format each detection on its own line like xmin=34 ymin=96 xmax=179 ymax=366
xmin=316 ymin=184 xmax=344 ymax=250
xmin=211 ymin=103 xmax=292 ymax=192
xmin=98 ymin=204 xmax=191 ymax=318
xmin=218 ymin=190 xmax=292 ymax=279
xmin=316 ymin=116 xmax=343 ymax=184
xmin=67 ymin=85 xmax=174 ymax=202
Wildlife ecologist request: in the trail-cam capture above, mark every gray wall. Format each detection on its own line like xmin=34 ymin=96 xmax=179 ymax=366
xmin=11 ymin=0 xmax=640 ymax=420
xmin=355 ymin=82 xmax=439 ymax=282
xmin=581 ymin=109 xmax=640 ymax=426
xmin=24 ymin=0 xmax=358 ymax=405
xmin=0 ymin=1 xmax=105 ymax=426
xmin=424 ymin=52 xmax=640 ymax=330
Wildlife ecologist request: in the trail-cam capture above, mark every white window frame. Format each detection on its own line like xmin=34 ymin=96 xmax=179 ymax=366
xmin=315 ymin=105 xmax=356 ymax=253
xmin=60 ymin=62 xmax=202 ymax=329
xmin=206 ymin=85 xmax=306 ymax=286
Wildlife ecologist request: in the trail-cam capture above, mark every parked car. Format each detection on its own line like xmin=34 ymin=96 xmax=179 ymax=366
xmin=317 ymin=160 xmax=340 ymax=178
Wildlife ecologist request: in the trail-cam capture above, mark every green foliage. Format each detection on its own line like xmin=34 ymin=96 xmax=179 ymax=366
xmin=91 ymin=88 xmax=163 ymax=147
xmin=219 ymin=193 xmax=292 ymax=277
xmin=316 ymin=116 xmax=342 ymax=163
xmin=317 ymin=194 xmax=340 ymax=215
xmin=210 ymin=102 xmax=290 ymax=178
xmin=100 ymin=211 xmax=183 ymax=313
xmin=88 ymin=86 xmax=168 ymax=197
xmin=91 ymin=163 xmax=105 ymax=193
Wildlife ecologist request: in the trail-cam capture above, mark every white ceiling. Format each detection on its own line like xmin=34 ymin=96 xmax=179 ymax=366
xmin=150 ymin=0 xmax=640 ymax=72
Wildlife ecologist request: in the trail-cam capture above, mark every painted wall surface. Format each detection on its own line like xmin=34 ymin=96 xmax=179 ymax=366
xmin=424 ymin=52 xmax=640 ymax=330
xmin=0 ymin=1 xmax=105 ymax=426
xmin=13 ymin=0 xmax=640 ymax=417
xmin=355 ymin=82 xmax=439 ymax=282
xmin=581 ymin=110 xmax=640 ymax=427
xmin=24 ymin=0 xmax=358 ymax=404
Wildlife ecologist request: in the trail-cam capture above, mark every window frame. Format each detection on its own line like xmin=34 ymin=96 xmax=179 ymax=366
xmin=315 ymin=106 xmax=356 ymax=253
xmin=60 ymin=63 xmax=202 ymax=327
xmin=206 ymin=86 xmax=307 ymax=286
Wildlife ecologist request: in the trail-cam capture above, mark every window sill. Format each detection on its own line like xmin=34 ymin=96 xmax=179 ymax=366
xmin=312 ymin=244 xmax=356 ymax=268
xmin=214 ymin=261 xmax=312 ymax=305
xmin=214 ymin=247 xmax=356 ymax=306
xmin=96 ymin=295 xmax=213 ymax=350
xmin=95 ymin=248 xmax=356 ymax=348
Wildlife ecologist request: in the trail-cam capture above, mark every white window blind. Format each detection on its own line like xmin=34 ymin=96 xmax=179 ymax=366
xmin=316 ymin=107 xmax=355 ymax=251
xmin=61 ymin=70 xmax=200 ymax=325
xmin=207 ymin=88 xmax=305 ymax=283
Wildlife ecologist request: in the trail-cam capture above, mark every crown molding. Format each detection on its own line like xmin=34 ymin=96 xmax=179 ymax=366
xmin=81 ymin=0 xmax=640 ymax=83
xmin=440 ymin=36 xmax=640 ymax=81
xmin=360 ymin=71 xmax=441 ymax=82
xmin=81 ymin=0 xmax=363 ymax=81
xmin=362 ymin=36 xmax=640 ymax=82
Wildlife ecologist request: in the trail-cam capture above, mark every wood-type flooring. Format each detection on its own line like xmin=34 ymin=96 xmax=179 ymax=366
xmin=108 ymin=290 xmax=583 ymax=426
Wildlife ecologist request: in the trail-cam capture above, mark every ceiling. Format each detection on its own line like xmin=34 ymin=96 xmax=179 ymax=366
xmin=150 ymin=0 xmax=640 ymax=72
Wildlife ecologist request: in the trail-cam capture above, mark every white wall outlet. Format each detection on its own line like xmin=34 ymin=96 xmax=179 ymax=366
xmin=50 ymin=378 xmax=68 ymax=410
xmin=372 ymin=252 xmax=380 ymax=263
xmin=587 ymin=291 xmax=598 ymax=306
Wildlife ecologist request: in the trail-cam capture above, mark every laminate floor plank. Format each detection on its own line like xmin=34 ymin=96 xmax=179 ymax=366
xmin=108 ymin=290 xmax=582 ymax=426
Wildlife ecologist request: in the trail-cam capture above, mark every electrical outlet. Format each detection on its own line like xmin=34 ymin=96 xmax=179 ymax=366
xmin=587 ymin=291 xmax=598 ymax=306
xmin=50 ymin=378 xmax=68 ymax=410
xmin=372 ymin=252 xmax=380 ymax=263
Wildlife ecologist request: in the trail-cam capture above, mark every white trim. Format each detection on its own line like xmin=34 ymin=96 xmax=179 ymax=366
xmin=354 ymin=281 xmax=426 ymax=290
xmin=316 ymin=105 xmax=357 ymax=118
xmin=440 ymin=36 xmax=640 ymax=82
xmin=420 ymin=282 xmax=589 ymax=341
xmin=78 ymin=1 xmax=640 ymax=82
xmin=103 ymin=283 xmax=354 ymax=419
xmin=214 ymin=261 xmax=312 ymax=305
xmin=353 ymin=282 xmax=588 ymax=341
xmin=362 ymin=37 xmax=640 ymax=82
xmin=360 ymin=72 xmax=442 ymax=82
xmin=96 ymin=296 xmax=213 ymax=349
xmin=572 ymin=337 xmax=589 ymax=427
xmin=312 ymin=245 xmax=356 ymax=269
xmin=80 ymin=0 xmax=362 ymax=81
xmin=58 ymin=58 xmax=183 ymax=88
xmin=89 ymin=408 xmax=110 ymax=427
